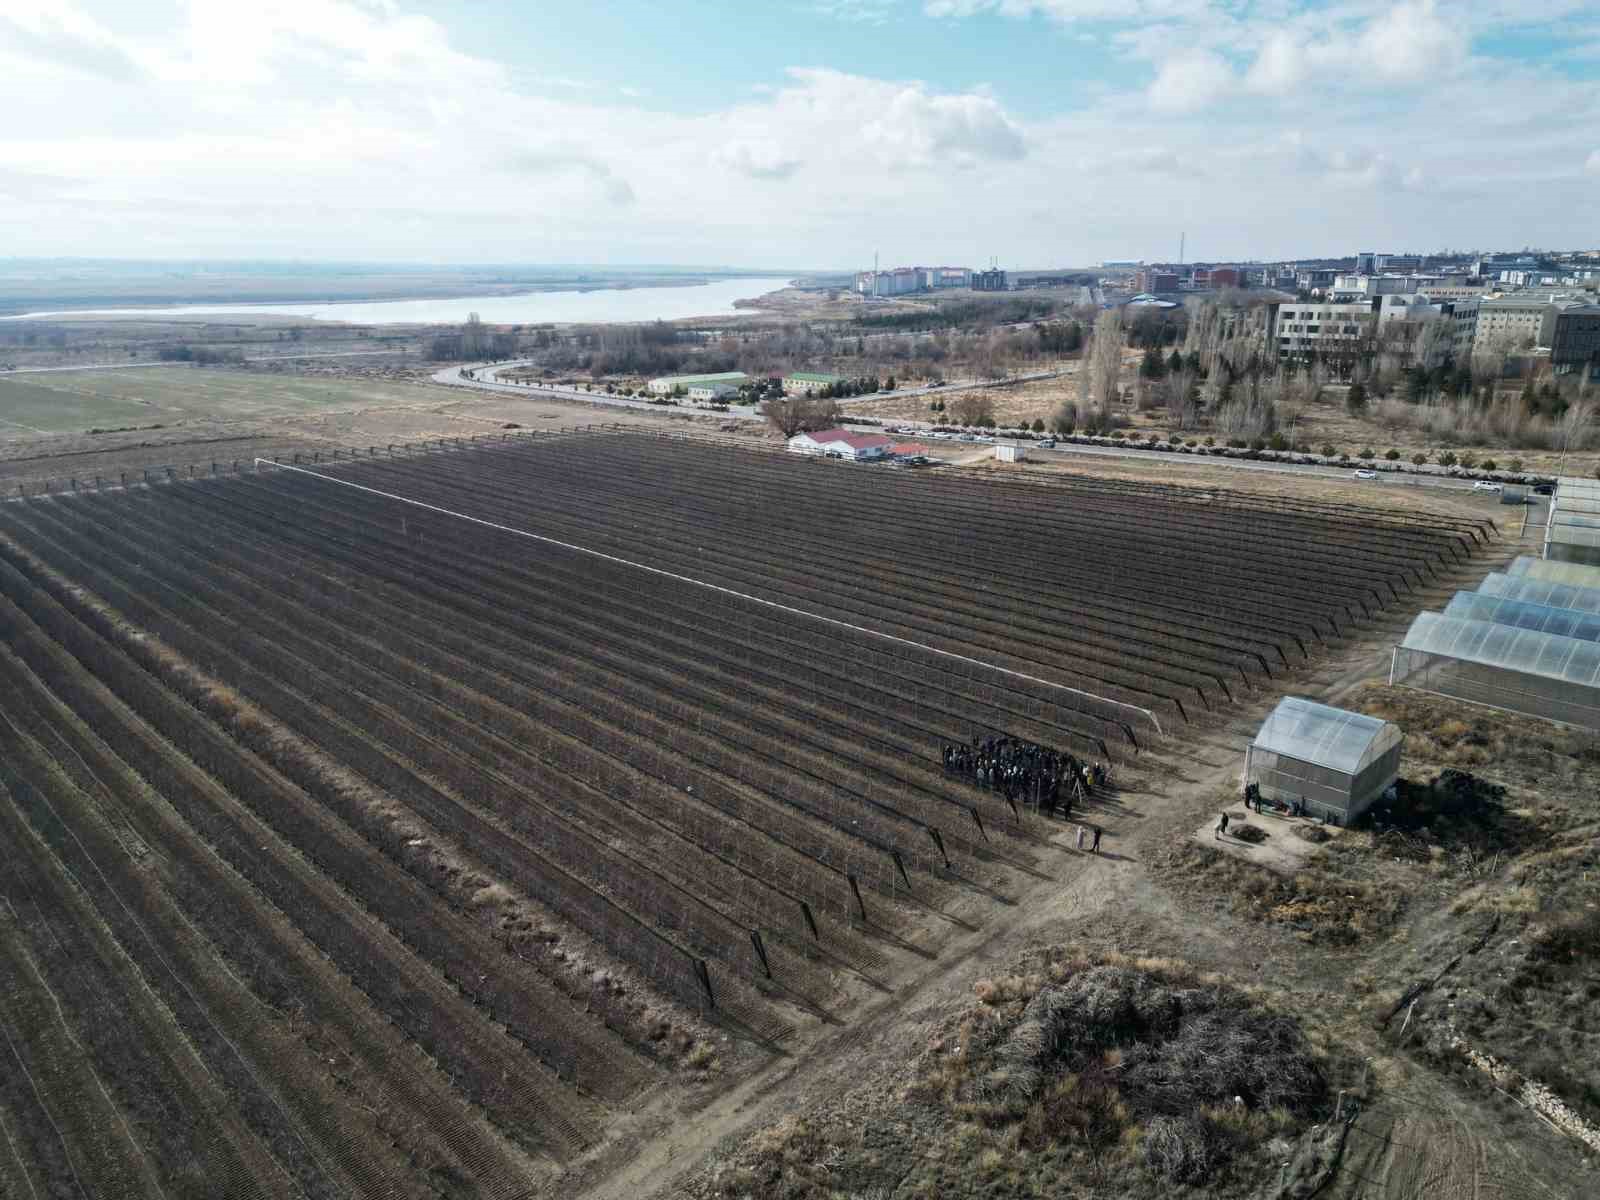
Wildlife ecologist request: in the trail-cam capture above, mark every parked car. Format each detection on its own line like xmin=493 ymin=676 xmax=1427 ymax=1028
xmin=1534 ymin=483 xmax=1555 ymax=495
xmin=1037 ymin=439 xmax=1056 ymax=448
xmin=1473 ymin=480 xmax=1503 ymax=492
xmin=1353 ymin=469 xmax=1378 ymax=479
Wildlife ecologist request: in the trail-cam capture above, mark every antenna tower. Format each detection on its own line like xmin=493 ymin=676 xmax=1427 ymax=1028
xmin=1179 ymin=232 xmax=1185 ymax=265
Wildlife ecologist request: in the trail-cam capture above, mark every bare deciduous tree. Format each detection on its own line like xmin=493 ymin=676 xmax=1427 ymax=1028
xmin=760 ymin=395 xmax=841 ymax=437
xmin=1085 ymin=307 xmax=1125 ymax=415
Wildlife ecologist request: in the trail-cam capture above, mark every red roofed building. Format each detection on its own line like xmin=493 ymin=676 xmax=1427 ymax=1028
xmin=786 ymin=428 xmax=893 ymax=460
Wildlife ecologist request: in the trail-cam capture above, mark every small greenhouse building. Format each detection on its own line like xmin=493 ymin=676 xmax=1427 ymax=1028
xmin=1245 ymin=697 xmax=1403 ymax=825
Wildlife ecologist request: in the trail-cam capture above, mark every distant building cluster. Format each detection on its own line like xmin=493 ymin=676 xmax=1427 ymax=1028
xmin=854 ymin=266 xmax=972 ymax=296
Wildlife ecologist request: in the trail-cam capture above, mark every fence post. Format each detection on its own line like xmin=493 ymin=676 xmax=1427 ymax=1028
xmin=693 ymin=958 xmax=715 ymax=1011
xmin=799 ymin=899 xmax=819 ymax=942
xmin=847 ymin=873 xmax=867 ymax=922
xmin=891 ymin=849 xmax=911 ymax=891
xmin=749 ymin=929 xmax=771 ymax=979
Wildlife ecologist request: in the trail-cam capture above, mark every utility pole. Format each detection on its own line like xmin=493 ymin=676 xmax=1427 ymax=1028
xmin=1179 ymin=232 xmax=1185 ymax=266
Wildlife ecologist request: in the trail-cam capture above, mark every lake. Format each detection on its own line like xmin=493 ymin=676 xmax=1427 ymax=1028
xmin=9 ymin=276 xmax=795 ymax=325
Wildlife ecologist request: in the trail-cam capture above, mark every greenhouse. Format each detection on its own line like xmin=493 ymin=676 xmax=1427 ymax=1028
xmin=1506 ymin=556 xmax=1600 ymax=589
xmin=1245 ymin=697 xmax=1403 ymax=825
xmin=1390 ymin=611 xmax=1600 ymax=731
xmin=1442 ymin=590 xmax=1600 ymax=643
xmin=1476 ymin=571 xmax=1600 ymax=616
xmin=1544 ymin=478 xmax=1600 ymax=567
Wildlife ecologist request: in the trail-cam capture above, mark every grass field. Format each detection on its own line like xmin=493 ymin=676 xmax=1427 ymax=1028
xmin=0 ymin=367 xmax=447 ymax=435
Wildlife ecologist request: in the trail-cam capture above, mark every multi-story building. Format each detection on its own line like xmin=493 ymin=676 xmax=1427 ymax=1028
xmin=1473 ymin=297 xmax=1559 ymax=353
xmin=1374 ymin=295 xmax=1478 ymax=366
xmin=1136 ymin=268 xmax=1180 ymax=293
xmin=1266 ymin=301 xmax=1378 ymax=362
xmin=971 ymin=268 xmax=1008 ymax=291
xmin=1209 ymin=266 xmax=1241 ymax=289
xmin=1330 ymin=274 xmax=1424 ymax=300
xmin=920 ymin=267 xmax=971 ymax=289
xmin=1550 ymin=305 xmax=1600 ymax=375
xmin=1295 ymin=268 xmax=1339 ymax=292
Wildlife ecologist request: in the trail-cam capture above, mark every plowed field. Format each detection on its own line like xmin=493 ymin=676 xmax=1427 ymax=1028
xmin=0 ymin=430 xmax=1493 ymax=1197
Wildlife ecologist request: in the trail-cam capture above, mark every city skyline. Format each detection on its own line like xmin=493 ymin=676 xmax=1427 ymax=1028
xmin=2 ymin=1 xmax=1597 ymax=266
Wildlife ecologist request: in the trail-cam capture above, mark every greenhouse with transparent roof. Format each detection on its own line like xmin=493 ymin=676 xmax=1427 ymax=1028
xmin=1245 ymin=697 xmax=1403 ymax=824
xmin=1476 ymin=571 xmax=1600 ymax=616
xmin=1543 ymin=478 xmax=1600 ymax=566
xmin=1506 ymin=555 xmax=1600 ymax=589
xmin=1391 ymin=611 xmax=1600 ymax=730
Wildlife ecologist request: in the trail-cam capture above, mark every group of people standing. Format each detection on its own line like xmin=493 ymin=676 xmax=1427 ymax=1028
xmin=941 ymin=735 xmax=1107 ymax=851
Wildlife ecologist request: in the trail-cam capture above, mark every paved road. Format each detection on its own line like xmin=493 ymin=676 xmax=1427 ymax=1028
xmin=431 ymin=360 xmax=1069 ymax=417
xmin=0 ymin=350 xmax=406 ymax=375
xmin=1026 ymin=441 xmax=1496 ymax=492
xmin=433 ymin=361 xmax=1512 ymax=498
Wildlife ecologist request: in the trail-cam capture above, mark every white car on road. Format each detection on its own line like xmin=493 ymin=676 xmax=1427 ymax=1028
xmin=1473 ymin=480 xmax=1502 ymax=492
xmin=1353 ymin=469 xmax=1378 ymax=480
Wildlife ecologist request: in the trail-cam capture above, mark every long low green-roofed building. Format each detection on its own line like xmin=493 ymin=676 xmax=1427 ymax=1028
xmin=646 ymin=371 xmax=749 ymax=395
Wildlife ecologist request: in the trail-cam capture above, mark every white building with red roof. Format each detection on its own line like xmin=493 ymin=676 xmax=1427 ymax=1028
xmin=786 ymin=428 xmax=893 ymax=461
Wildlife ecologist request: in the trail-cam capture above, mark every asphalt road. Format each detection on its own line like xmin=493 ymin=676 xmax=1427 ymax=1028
xmin=431 ymin=360 xmax=1068 ymax=417
xmin=434 ymin=361 xmax=1517 ymax=498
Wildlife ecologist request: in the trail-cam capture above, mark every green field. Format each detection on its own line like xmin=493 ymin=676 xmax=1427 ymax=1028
xmin=0 ymin=368 xmax=442 ymax=436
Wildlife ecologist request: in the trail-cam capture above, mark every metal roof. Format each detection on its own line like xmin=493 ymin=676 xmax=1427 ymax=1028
xmin=784 ymin=372 xmax=845 ymax=383
xmin=1444 ymin=591 xmax=1600 ymax=643
xmin=1251 ymin=696 xmax=1402 ymax=775
xmin=1399 ymin=612 xmax=1600 ymax=688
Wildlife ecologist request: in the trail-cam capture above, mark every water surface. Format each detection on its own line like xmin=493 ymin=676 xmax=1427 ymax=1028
xmin=10 ymin=276 xmax=794 ymax=325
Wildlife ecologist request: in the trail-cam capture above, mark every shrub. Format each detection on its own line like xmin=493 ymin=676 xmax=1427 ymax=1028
xmin=1459 ymin=451 xmax=1478 ymax=470
xmin=1385 ymin=448 xmax=1401 ymax=460
xmin=1203 ymin=436 xmax=1215 ymax=447
xmin=1031 ymin=418 xmax=1045 ymax=432
xmin=1510 ymin=458 xmax=1524 ymax=472
xmin=1359 ymin=446 xmax=1375 ymax=460
xmin=1168 ymin=432 xmax=1182 ymax=444
xmin=1268 ymin=432 xmax=1289 ymax=452
xmin=1438 ymin=451 xmax=1459 ymax=467
xmin=1321 ymin=443 xmax=1336 ymax=457
xmin=1251 ymin=437 xmax=1267 ymax=451
xmin=1412 ymin=452 xmax=1428 ymax=465
xmin=1481 ymin=458 xmax=1498 ymax=472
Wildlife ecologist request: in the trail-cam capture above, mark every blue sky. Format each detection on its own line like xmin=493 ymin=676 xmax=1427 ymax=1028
xmin=1 ymin=1 xmax=1597 ymax=267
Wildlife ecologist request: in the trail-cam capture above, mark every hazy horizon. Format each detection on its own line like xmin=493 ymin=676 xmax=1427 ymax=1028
xmin=3 ymin=2 xmax=1597 ymax=267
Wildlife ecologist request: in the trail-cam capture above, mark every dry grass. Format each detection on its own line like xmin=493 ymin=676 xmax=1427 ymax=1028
xmin=1158 ymin=839 xmax=1405 ymax=945
xmin=704 ymin=952 xmax=1342 ymax=1199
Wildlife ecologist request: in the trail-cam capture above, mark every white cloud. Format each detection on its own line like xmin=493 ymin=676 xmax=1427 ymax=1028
xmin=1147 ymin=51 xmax=1234 ymax=113
xmin=0 ymin=0 xmax=1594 ymax=266
xmin=716 ymin=140 xmax=804 ymax=180
xmin=502 ymin=150 xmax=636 ymax=206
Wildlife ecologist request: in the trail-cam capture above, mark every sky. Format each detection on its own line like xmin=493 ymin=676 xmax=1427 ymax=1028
xmin=1 ymin=0 xmax=1598 ymax=269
